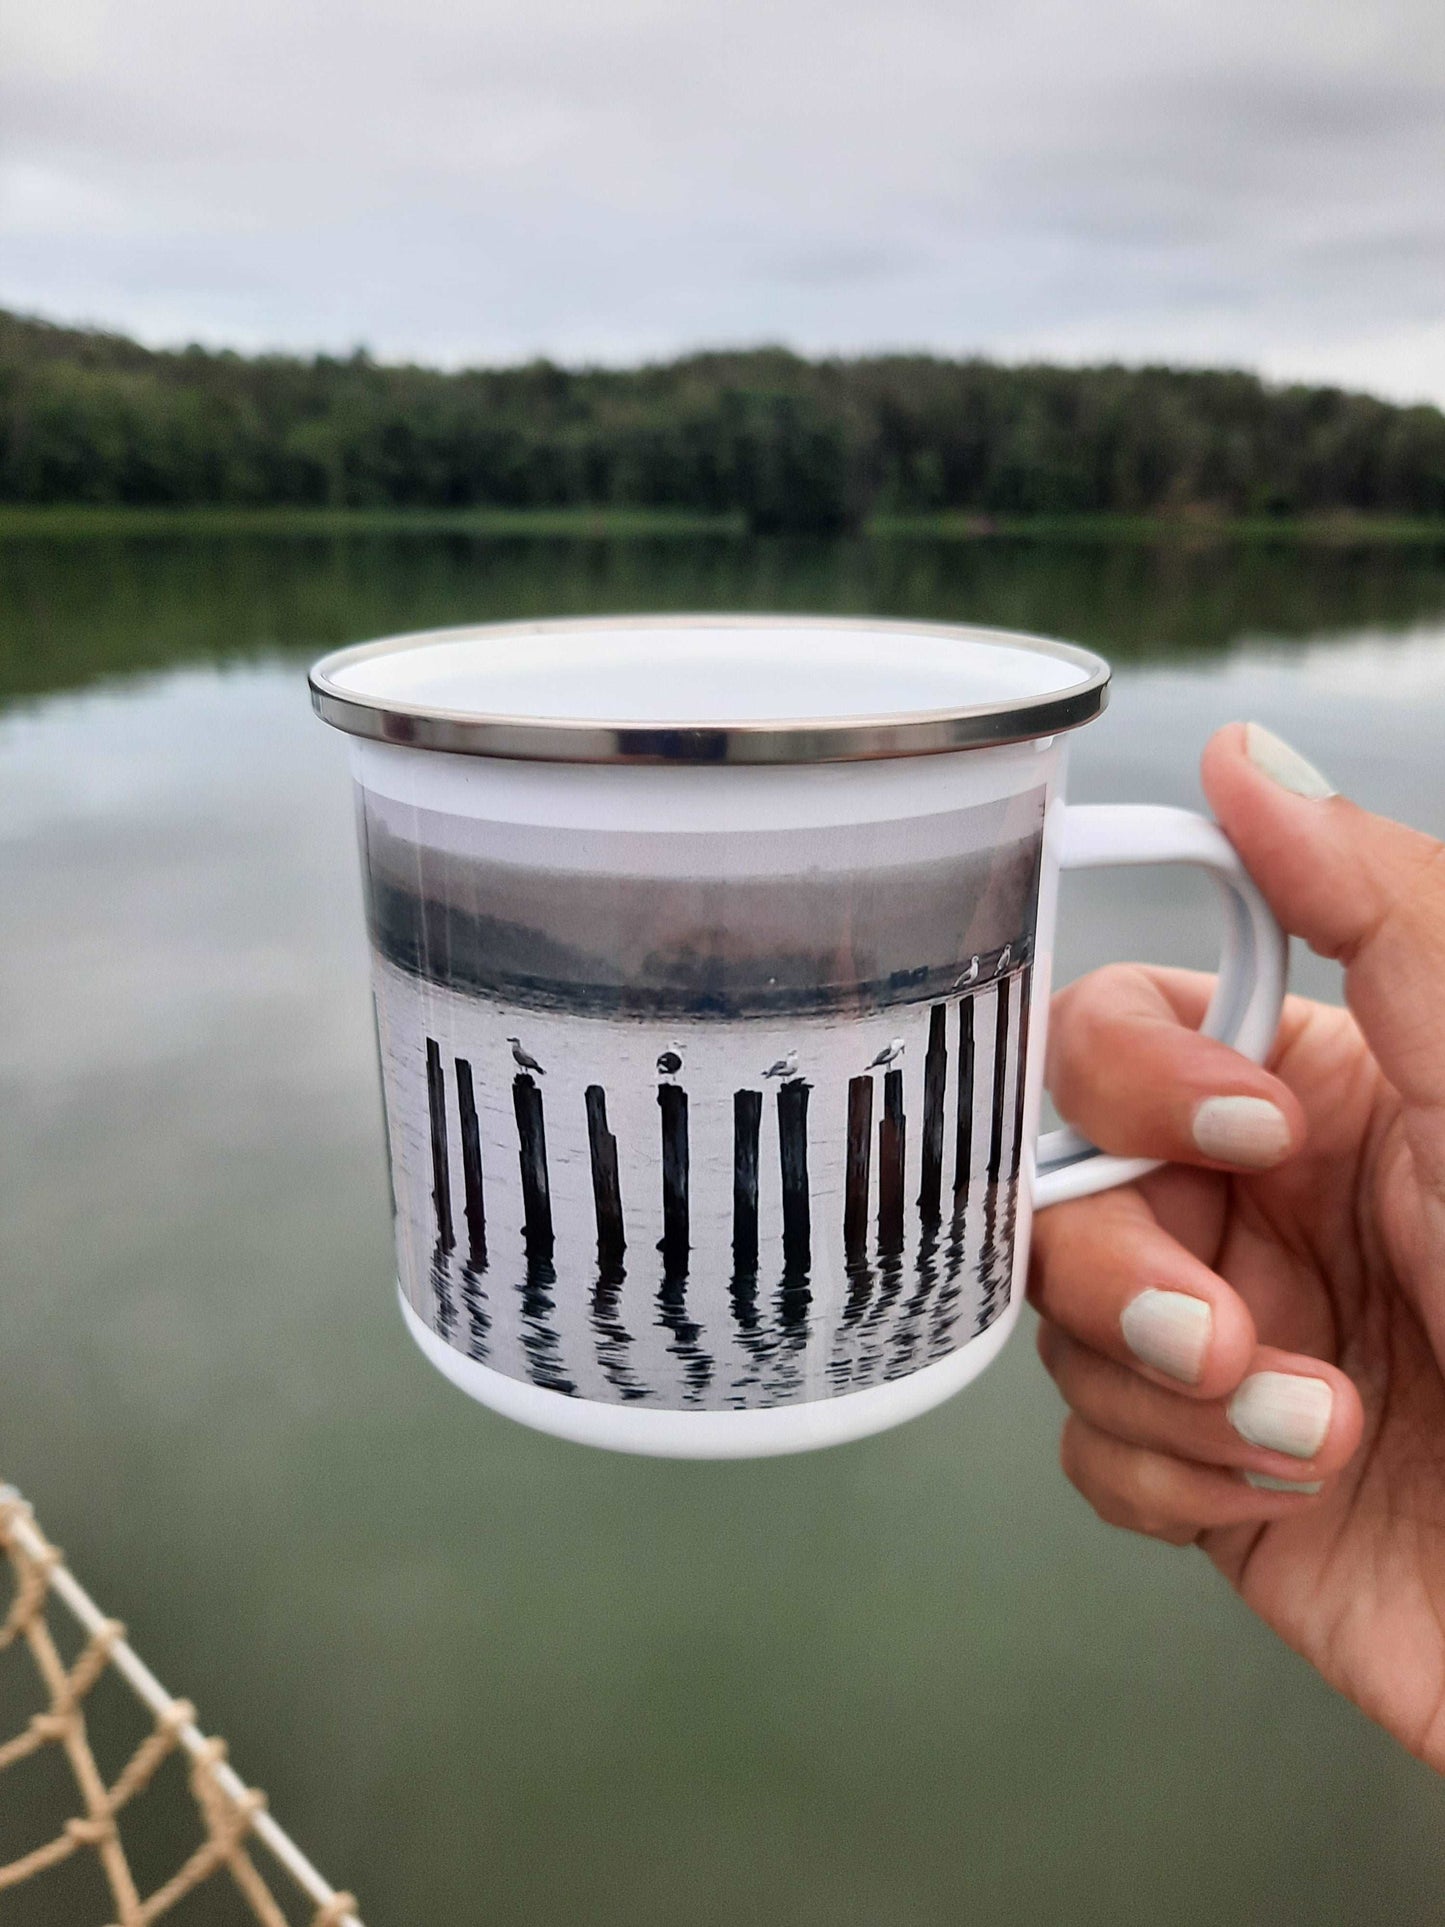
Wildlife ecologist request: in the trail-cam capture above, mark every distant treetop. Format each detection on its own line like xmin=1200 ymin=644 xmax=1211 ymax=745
xmin=2 ymin=308 xmax=1442 ymax=530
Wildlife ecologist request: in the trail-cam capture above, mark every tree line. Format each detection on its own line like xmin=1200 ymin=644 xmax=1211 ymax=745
xmin=3 ymin=308 xmax=1444 ymax=531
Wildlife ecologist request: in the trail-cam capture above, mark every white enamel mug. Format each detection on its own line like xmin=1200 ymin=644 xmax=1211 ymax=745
xmin=311 ymin=616 xmax=1285 ymax=1458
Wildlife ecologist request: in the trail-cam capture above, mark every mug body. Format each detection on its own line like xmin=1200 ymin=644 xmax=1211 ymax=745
xmin=313 ymin=617 xmax=1106 ymax=1456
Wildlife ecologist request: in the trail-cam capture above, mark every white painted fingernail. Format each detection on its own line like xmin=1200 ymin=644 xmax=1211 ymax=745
xmin=1192 ymin=1095 xmax=1292 ymax=1168
xmin=1228 ymin=1372 xmax=1333 ymax=1459
xmin=1244 ymin=1472 xmax=1324 ymax=1494
xmin=1244 ymin=722 xmax=1337 ymax=800
xmin=1120 ymin=1289 xmax=1213 ymax=1384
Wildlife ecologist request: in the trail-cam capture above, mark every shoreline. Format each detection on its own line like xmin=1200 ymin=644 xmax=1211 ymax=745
xmin=3 ymin=504 xmax=1445 ymax=544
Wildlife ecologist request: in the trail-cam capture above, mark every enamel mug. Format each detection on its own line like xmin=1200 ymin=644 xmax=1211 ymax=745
xmin=310 ymin=616 xmax=1285 ymax=1457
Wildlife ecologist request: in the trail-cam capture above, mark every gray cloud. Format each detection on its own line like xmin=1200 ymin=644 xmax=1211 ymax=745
xmin=1 ymin=0 xmax=1443 ymax=397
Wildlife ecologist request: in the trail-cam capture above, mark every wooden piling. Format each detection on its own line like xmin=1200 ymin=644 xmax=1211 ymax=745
xmin=879 ymin=1067 xmax=906 ymax=1253
xmin=732 ymin=1088 xmax=762 ymax=1273
xmin=919 ymin=1004 xmax=947 ymax=1220
xmin=454 ymin=1057 xmax=486 ymax=1268
xmin=658 ymin=1084 xmax=690 ymax=1267
xmin=585 ymin=1084 xmax=625 ymax=1265
xmin=777 ymin=1078 xmax=812 ymax=1272
xmin=954 ymin=998 xmax=976 ymax=1198
xmin=1009 ymin=964 xmax=1033 ymax=1179
xmin=844 ymin=1075 xmax=873 ymax=1256
xmin=988 ymin=975 xmax=1012 ymax=1180
xmin=425 ymin=1037 xmax=454 ymax=1251
xmin=512 ymin=1073 xmax=553 ymax=1257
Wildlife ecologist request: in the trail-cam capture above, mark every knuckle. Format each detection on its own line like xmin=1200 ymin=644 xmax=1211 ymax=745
xmin=1341 ymin=834 xmax=1445 ymax=970
xmin=1043 ymin=1325 xmax=1079 ymax=1383
xmin=1026 ymin=1239 xmax=1089 ymax=1323
xmin=1122 ymin=1458 xmax=1202 ymax=1545
xmin=1024 ymin=1242 xmax=1051 ymax=1303
xmin=1033 ymin=1317 xmax=1061 ymax=1373
xmin=1091 ymin=1485 xmax=1145 ymax=1536
xmin=1045 ymin=1010 xmax=1101 ymax=1114
xmin=1055 ymin=1354 xmax=1114 ymax=1429
xmin=1058 ymin=1416 xmax=1088 ymax=1486
xmin=1061 ymin=1443 xmax=1193 ymax=1545
xmin=1049 ymin=965 xmax=1184 ymax=1132
xmin=1059 ymin=1420 xmax=1147 ymax=1539
xmin=1054 ymin=962 xmax=1153 ymax=1040
xmin=1030 ymin=1193 xmax=1103 ymax=1259
xmin=1024 ymin=1226 xmax=1068 ymax=1304
xmin=1024 ymin=1263 xmax=1052 ymax=1321
xmin=1130 ymin=1448 xmax=1178 ymax=1516
xmin=1134 ymin=1512 xmax=1180 ymax=1542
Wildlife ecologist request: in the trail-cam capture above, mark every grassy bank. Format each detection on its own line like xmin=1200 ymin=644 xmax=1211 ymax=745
xmin=4 ymin=504 xmax=1445 ymax=544
xmin=0 ymin=504 xmax=749 ymax=540
xmin=871 ymin=510 xmax=1445 ymax=544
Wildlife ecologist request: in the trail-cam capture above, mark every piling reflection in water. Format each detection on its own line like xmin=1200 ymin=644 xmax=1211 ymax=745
xmin=518 ymin=1249 xmax=576 ymax=1398
xmin=456 ymin=1257 xmax=492 ymax=1366
xmin=429 ymin=1244 xmax=458 ymax=1347
xmin=393 ymin=960 xmax=1034 ymax=1413
xmin=589 ymin=1244 xmax=650 ymax=1404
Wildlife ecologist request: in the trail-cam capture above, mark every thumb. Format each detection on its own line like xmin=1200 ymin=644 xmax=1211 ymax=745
xmin=1202 ymin=722 xmax=1445 ymax=1115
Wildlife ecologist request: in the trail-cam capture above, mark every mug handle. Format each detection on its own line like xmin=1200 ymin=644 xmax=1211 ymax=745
xmin=1033 ymin=804 xmax=1288 ymax=1209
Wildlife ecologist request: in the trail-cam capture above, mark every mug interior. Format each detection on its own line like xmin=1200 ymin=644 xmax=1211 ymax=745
xmin=325 ymin=619 xmax=1096 ymax=726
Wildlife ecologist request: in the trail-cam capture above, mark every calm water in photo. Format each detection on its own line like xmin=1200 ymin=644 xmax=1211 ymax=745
xmin=3 ymin=526 xmax=1445 ymax=1924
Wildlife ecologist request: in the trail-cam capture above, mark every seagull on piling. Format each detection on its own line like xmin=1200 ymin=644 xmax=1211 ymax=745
xmin=506 ymin=1036 xmax=546 ymax=1076
xmin=867 ymin=1038 xmax=906 ymax=1071
xmin=953 ymin=955 xmax=980 ymax=990
xmin=761 ymin=1050 xmax=798 ymax=1080
xmin=996 ymin=944 xmax=1012 ymax=975
xmin=656 ymin=1043 xmax=684 ymax=1078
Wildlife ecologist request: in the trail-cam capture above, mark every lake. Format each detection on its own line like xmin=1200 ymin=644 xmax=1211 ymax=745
xmin=3 ymin=525 xmax=1444 ymax=1924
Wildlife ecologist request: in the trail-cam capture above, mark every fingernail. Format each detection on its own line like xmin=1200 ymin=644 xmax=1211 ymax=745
xmin=1243 ymin=1471 xmax=1324 ymax=1494
xmin=1228 ymin=1372 xmax=1333 ymax=1459
xmin=1120 ymin=1289 xmax=1213 ymax=1384
xmin=1244 ymin=722 xmax=1337 ymax=800
xmin=1192 ymin=1095 xmax=1292 ymax=1168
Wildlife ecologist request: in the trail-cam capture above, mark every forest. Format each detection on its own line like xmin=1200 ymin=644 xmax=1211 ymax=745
xmin=3 ymin=307 xmax=1444 ymax=532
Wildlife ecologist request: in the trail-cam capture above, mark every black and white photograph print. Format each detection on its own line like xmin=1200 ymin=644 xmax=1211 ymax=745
xmin=362 ymin=779 xmax=1046 ymax=1411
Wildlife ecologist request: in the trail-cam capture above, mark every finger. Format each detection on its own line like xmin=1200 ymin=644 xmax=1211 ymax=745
xmin=1060 ymin=1415 xmax=1330 ymax=1546
xmin=1038 ymin=1327 xmax=1363 ymax=1482
xmin=1046 ymin=962 xmax=1306 ymax=1171
xmin=1028 ymin=1184 xmax=1255 ymax=1397
xmin=1203 ymin=722 xmax=1445 ymax=1129
xmin=1133 ymin=1159 xmax=1229 ymax=1270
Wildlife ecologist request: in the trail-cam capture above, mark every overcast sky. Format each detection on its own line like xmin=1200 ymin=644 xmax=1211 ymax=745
xmin=3 ymin=0 xmax=1443 ymax=400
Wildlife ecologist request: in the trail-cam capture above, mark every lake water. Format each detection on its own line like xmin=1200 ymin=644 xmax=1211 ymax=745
xmin=3 ymin=527 xmax=1445 ymax=1924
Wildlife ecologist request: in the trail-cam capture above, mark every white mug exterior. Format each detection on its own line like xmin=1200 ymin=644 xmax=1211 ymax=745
xmin=319 ymin=620 xmax=1285 ymax=1457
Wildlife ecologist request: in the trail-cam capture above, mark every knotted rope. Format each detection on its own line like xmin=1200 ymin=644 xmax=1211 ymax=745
xmin=0 ymin=1486 xmax=362 ymax=1927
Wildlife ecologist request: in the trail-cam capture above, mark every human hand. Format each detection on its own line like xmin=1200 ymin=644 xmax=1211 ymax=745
xmin=1031 ymin=722 xmax=1445 ymax=1768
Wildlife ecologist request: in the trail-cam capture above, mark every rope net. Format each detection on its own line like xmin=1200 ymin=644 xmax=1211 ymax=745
xmin=0 ymin=1487 xmax=361 ymax=1927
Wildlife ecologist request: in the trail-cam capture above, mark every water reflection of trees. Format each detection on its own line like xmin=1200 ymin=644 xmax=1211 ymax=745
xmin=5 ymin=528 xmax=1445 ymax=707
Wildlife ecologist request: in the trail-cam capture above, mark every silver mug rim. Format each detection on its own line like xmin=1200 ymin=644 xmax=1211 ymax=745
xmin=309 ymin=612 xmax=1110 ymax=765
